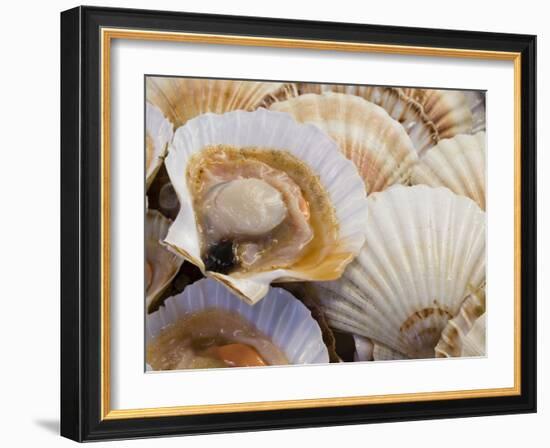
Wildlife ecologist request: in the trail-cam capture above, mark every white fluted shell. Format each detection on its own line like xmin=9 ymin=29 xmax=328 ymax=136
xmin=411 ymin=132 xmax=486 ymax=209
xmin=298 ymin=83 xmax=439 ymax=154
xmin=316 ymin=185 xmax=486 ymax=358
xmin=145 ymin=210 xmax=184 ymax=312
xmin=270 ymin=92 xmax=418 ymax=193
xmin=146 ymin=278 xmax=329 ymax=365
xmin=146 ymin=77 xmax=297 ymax=128
xmin=164 ymin=109 xmax=369 ymax=304
xmin=435 ymin=288 xmax=486 ymax=357
xmin=146 ymin=102 xmax=173 ymax=189
xmin=401 ymin=88 xmax=473 ymax=140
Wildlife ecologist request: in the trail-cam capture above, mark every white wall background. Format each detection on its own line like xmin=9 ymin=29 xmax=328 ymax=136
xmin=0 ymin=0 xmax=546 ymax=446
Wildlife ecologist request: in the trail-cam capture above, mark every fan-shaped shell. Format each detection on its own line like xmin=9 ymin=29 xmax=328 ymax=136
xmin=145 ymin=210 xmax=184 ymax=312
xmin=164 ymin=109 xmax=369 ymax=304
xmin=297 ymin=83 xmax=439 ymax=154
xmin=270 ymin=92 xmax=418 ymax=193
xmin=146 ymin=102 xmax=173 ymax=189
xmin=411 ymin=132 xmax=486 ymax=209
xmin=401 ymin=88 xmax=473 ymax=140
xmin=435 ymin=287 xmax=486 ymax=357
xmin=316 ymin=185 xmax=486 ymax=359
xmin=146 ymin=77 xmax=297 ymax=128
xmin=146 ymin=278 xmax=329 ymax=366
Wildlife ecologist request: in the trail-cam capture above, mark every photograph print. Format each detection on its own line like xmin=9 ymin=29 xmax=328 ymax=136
xmin=144 ymin=77 xmax=486 ymax=371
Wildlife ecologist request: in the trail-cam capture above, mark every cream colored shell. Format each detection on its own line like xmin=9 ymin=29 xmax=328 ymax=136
xmin=146 ymin=77 xmax=297 ymax=128
xmin=297 ymin=83 xmax=438 ymax=154
xmin=145 ymin=210 xmax=184 ymax=312
xmin=270 ymin=92 xmax=418 ymax=193
xmin=316 ymin=185 xmax=486 ymax=358
xmin=462 ymin=314 xmax=486 ymax=357
xmin=401 ymin=88 xmax=473 ymax=140
xmin=411 ymin=132 xmax=486 ymax=210
xmin=435 ymin=287 xmax=486 ymax=357
xmin=463 ymin=91 xmax=486 ymax=133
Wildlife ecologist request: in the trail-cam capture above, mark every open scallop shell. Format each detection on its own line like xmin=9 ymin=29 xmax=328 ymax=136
xmin=401 ymin=88 xmax=473 ymax=140
xmin=435 ymin=287 xmax=486 ymax=357
xmin=146 ymin=77 xmax=297 ymax=128
xmin=411 ymin=132 xmax=486 ymax=209
xmin=297 ymin=83 xmax=439 ymax=154
xmin=164 ymin=109 xmax=369 ymax=304
xmin=315 ymin=185 xmax=486 ymax=359
xmin=146 ymin=102 xmax=173 ymax=189
xmin=145 ymin=210 xmax=184 ymax=312
xmin=270 ymin=92 xmax=418 ymax=193
xmin=146 ymin=278 xmax=329 ymax=365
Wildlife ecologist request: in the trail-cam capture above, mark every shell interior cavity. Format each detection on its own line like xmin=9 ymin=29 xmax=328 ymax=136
xmin=145 ymin=210 xmax=184 ymax=312
xmin=411 ymin=132 xmax=486 ymax=210
xmin=270 ymin=92 xmax=418 ymax=193
xmin=297 ymin=83 xmax=439 ymax=154
xmin=146 ymin=102 xmax=173 ymax=189
xmin=435 ymin=287 xmax=486 ymax=357
xmin=316 ymin=185 xmax=486 ymax=359
xmin=146 ymin=278 xmax=329 ymax=368
xmin=164 ymin=109 xmax=369 ymax=304
xmin=146 ymin=77 xmax=297 ymax=128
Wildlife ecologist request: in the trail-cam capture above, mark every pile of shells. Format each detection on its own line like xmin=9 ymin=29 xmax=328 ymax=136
xmin=144 ymin=77 xmax=487 ymax=370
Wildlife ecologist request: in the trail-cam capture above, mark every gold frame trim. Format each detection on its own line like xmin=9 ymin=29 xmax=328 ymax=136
xmin=100 ymin=28 xmax=522 ymax=421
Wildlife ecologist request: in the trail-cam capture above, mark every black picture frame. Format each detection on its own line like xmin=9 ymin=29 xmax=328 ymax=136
xmin=61 ymin=5 xmax=536 ymax=442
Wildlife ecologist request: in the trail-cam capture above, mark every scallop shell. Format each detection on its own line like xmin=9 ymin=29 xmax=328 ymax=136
xmin=146 ymin=77 xmax=297 ymax=128
xmin=297 ymin=83 xmax=439 ymax=154
xmin=146 ymin=102 xmax=173 ymax=189
xmin=145 ymin=210 xmax=184 ymax=312
xmin=164 ymin=109 xmax=369 ymax=304
xmin=146 ymin=278 xmax=329 ymax=365
xmin=463 ymin=91 xmax=486 ymax=133
xmin=315 ymin=185 xmax=486 ymax=358
xmin=401 ymin=88 xmax=473 ymax=140
xmin=461 ymin=314 xmax=486 ymax=357
xmin=270 ymin=92 xmax=418 ymax=193
xmin=353 ymin=335 xmax=407 ymax=361
xmin=435 ymin=287 xmax=486 ymax=357
xmin=410 ymin=132 xmax=486 ymax=209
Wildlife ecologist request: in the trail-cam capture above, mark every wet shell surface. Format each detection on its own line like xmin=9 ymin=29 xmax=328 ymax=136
xmin=297 ymin=83 xmax=439 ymax=154
xmin=146 ymin=278 xmax=329 ymax=367
xmin=411 ymin=132 xmax=486 ymax=210
xmin=401 ymin=88 xmax=473 ymax=140
xmin=146 ymin=77 xmax=297 ymax=128
xmin=270 ymin=92 xmax=418 ymax=193
xmin=435 ymin=287 xmax=486 ymax=357
xmin=146 ymin=102 xmax=173 ymax=189
xmin=164 ymin=109 xmax=369 ymax=304
xmin=146 ymin=210 xmax=184 ymax=312
xmin=315 ymin=185 xmax=486 ymax=359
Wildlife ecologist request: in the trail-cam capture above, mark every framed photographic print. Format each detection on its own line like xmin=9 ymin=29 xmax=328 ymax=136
xmin=60 ymin=6 xmax=537 ymax=442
